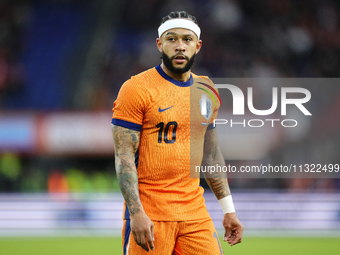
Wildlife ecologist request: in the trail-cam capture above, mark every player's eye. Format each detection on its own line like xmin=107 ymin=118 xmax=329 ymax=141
xmin=168 ymin=37 xmax=175 ymax=41
xmin=185 ymin=37 xmax=192 ymax=42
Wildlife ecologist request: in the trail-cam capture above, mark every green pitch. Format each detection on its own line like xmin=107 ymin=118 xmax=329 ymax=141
xmin=1 ymin=236 xmax=339 ymax=255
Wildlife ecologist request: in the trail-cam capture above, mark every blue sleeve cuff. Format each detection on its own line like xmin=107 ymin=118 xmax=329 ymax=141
xmin=111 ymin=118 xmax=142 ymax=131
xmin=207 ymin=123 xmax=216 ymax=130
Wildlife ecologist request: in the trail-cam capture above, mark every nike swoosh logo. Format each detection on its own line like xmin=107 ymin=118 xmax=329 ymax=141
xmin=158 ymin=106 xmax=174 ymax=112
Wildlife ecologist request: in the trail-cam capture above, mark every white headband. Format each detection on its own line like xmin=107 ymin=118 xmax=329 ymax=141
xmin=158 ymin=19 xmax=201 ymax=39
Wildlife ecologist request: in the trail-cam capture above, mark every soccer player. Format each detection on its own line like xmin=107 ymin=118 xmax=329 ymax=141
xmin=112 ymin=11 xmax=243 ymax=255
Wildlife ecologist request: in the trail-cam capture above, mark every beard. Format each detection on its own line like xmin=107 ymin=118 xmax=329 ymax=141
xmin=161 ymin=51 xmax=196 ymax=74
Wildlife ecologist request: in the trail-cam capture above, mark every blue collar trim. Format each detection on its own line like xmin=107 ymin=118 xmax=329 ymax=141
xmin=156 ymin=65 xmax=193 ymax=87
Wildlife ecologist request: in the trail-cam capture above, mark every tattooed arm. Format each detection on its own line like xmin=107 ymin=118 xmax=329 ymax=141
xmin=112 ymin=124 xmax=141 ymax=215
xmin=112 ymin=125 xmax=154 ymax=252
xmin=202 ymin=128 xmax=230 ymax=199
xmin=202 ymin=128 xmax=243 ymax=246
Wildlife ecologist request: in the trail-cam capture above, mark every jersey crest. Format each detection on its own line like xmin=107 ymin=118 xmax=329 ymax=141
xmin=199 ymin=95 xmax=212 ymax=121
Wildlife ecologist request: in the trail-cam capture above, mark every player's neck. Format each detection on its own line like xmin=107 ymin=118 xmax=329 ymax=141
xmin=160 ymin=63 xmax=191 ymax=82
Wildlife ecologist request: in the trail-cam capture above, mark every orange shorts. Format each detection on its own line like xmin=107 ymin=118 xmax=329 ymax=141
xmin=122 ymin=218 xmax=224 ymax=255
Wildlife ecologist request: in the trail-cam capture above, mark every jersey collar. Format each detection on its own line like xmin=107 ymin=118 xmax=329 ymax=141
xmin=156 ymin=65 xmax=193 ymax=87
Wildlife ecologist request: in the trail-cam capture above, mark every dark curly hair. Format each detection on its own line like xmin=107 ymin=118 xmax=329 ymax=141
xmin=160 ymin=11 xmax=198 ymax=25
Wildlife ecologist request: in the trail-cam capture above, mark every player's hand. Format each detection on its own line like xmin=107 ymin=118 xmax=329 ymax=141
xmin=130 ymin=211 xmax=155 ymax=252
xmin=222 ymin=212 xmax=243 ymax=246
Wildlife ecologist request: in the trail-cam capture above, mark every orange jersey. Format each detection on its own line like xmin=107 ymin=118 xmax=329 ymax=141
xmin=112 ymin=65 xmax=220 ymax=221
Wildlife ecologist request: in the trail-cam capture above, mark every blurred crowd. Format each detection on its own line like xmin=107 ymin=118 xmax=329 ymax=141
xmin=1 ymin=0 xmax=340 ymax=107
xmin=0 ymin=0 xmax=340 ymax=192
xmin=0 ymin=0 xmax=28 ymax=108
xmin=0 ymin=152 xmax=119 ymax=193
xmin=105 ymin=0 xmax=340 ymax=91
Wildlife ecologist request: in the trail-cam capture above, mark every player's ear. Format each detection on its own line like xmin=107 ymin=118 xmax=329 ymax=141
xmin=156 ymin=38 xmax=162 ymax=53
xmin=196 ymin=39 xmax=202 ymax=54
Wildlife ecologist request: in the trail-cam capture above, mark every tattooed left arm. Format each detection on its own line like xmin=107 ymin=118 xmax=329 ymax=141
xmin=202 ymin=127 xmax=243 ymax=246
xmin=202 ymin=127 xmax=230 ymax=199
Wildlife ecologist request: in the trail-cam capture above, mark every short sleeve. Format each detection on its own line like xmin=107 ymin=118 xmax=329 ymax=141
xmin=201 ymin=78 xmax=220 ymax=130
xmin=111 ymin=78 xmax=149 ymax=131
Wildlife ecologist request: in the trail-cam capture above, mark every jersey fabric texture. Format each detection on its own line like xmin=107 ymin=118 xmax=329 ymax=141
xmin=112 ymin=65 xmax=220 ymax=222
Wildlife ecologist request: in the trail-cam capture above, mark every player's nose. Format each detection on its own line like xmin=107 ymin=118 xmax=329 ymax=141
xmin=175 ymin=40 xmax=186 ymax=52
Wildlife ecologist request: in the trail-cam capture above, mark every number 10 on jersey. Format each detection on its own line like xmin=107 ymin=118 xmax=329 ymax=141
xmin=156 ymin=122 xmax=177 ymax=144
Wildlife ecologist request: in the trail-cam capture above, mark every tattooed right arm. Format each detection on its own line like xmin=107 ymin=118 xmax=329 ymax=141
xmin=112 ymin=124 xmax=142 ymax=216
xmin=112 ymin=124 xmax=155 ymax=251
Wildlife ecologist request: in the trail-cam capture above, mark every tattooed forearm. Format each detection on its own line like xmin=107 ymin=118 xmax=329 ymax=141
xmin=202 ymin=128 xmax=230 ymax=199
xmin=112 ymin=124 xmax=142 ymax=216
